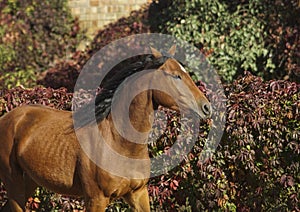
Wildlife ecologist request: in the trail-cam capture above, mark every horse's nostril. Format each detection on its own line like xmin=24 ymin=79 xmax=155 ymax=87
xmin=202 ymin=103 xmax=212 ymax=116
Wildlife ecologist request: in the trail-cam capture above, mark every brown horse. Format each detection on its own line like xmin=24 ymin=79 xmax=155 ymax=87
xmin=0 ymin=46 xmax=211 ymax=212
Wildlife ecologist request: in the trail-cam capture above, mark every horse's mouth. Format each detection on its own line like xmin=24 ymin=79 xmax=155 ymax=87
xmin=168 ymin=101 xmax=212 ymax=120
xmin=174 ymin=107 xmax=210 ymax=121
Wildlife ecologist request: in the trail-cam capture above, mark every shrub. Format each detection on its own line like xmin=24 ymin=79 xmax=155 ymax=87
xmin=1 ymin=0 xmax=299 ymax=211
xmin=0 ymin=182 xmax=6 ymax=209
xmin=149 ymin=0 xmax=300 ymax=82
xmin=148 ymin=72 xmax=299 ymax=211
xmin=0 ymin=87 xmax=72 ymax=115
xmin=36 ymin=0 xmax=299 ymax=90
xmin=222 ymin=72 xmax=300 ymax=211
xmin=1 ymin=73 xmax=299 ymax=211
xmin=0 ymin=0 xmax=84 ymax=89
xmin=221 ymin=0 xmax=300 ymax=82
xmin=38 ymin=7 xmax=150 ymax=92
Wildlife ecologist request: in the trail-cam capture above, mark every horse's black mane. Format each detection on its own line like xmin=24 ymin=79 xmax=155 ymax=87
xmin=73 ymin=54 xmax=172 ymax=128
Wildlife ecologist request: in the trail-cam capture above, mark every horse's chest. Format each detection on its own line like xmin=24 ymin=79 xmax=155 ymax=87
xmin=97 ymin=172 xmax=147 ymax=199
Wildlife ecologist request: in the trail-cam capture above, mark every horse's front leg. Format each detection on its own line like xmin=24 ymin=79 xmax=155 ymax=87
xmin=124 ymin=186 xmax=150 ymax=212
xmin=85 ymin=195 xmax=110 ymax=212
xmin=3 ymin=172 xmax=37 ymax=212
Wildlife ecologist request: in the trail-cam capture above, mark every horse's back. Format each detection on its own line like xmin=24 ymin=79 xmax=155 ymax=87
xmin=0 ymin=105 xmax=82 ymax=195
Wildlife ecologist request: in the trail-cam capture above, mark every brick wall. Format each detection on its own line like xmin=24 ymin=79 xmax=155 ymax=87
xmin=68 ymin=0 xmax=151 ymax=35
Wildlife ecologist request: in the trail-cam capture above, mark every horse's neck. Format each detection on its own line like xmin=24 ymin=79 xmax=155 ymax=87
xmin=103 ymin=86 xmax=154 ymax=159
xmin=109 ymin=71 xmax=155 ymax=135
xmin=129 ymin=91 xmax=154 ymax=133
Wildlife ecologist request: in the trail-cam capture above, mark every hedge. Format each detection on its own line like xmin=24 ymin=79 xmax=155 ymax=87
xmin=37 ymin=6 xmax=150 ymax=92
xmin=147 ymin=72 xmax=299 ymax=211
xmin=148 ymin=0 xmax=300 ymax=82
xmin=0 ymin=72 xmax=299 ymax=211
xmin=0 ymin=0 xmax=84 ymax=89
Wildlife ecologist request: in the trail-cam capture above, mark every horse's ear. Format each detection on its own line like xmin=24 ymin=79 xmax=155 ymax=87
xmin=150 ymin=46 xmax=162 ymax=58
xmin=168 ymin=45 xmax=176 ymax=56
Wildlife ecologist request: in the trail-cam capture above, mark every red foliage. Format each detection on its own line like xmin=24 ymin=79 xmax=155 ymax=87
xmin=0 ymin=73 xmax=299 ymax=211
xmin=149 ymin=72 xmax=300 ymax=211
xmin=0 ymin=87 xmax=72 ymax=116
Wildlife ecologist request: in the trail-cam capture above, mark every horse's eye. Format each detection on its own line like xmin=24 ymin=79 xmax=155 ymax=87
xmin=174 ymin=75 xmax=181 ymax=80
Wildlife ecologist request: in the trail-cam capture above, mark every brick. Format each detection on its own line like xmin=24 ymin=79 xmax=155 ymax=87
xmin=97 ymin=6 xmax=107 ymax=13
xmin=80 ymin=14 xmax=87 ymax=21
xmin=126 ymin=0 xmax=135 ymax=3
xmin=98 ymin=0 xmax=109 ymax=5
xmin=92 ymin=20 xmax=98 ymax=27
xmin=71 ymin=8 xmax=81 ymax=16
xmin=90 ymin=0 xmax=99 ymax=7
xmin=91 ymin=7 xmax=98 ymax=13
xmin=85 ymin=8 xmax=91 ymax=14
xmin=67 ymin=0 xmax=148 ymax=34
xmin=97 ymin=13 xmax=107 ymax=20
xmin=78 ymin=0 xmax=89 ymax=8
xmin=103 ymin=13 xmax=117 ymax=20
xmin=80 ymin=7 xmax=86 ymax=14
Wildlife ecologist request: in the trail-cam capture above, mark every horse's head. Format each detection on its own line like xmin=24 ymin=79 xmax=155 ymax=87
xmin=149 ymin=45 xmax=212 ymax=119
